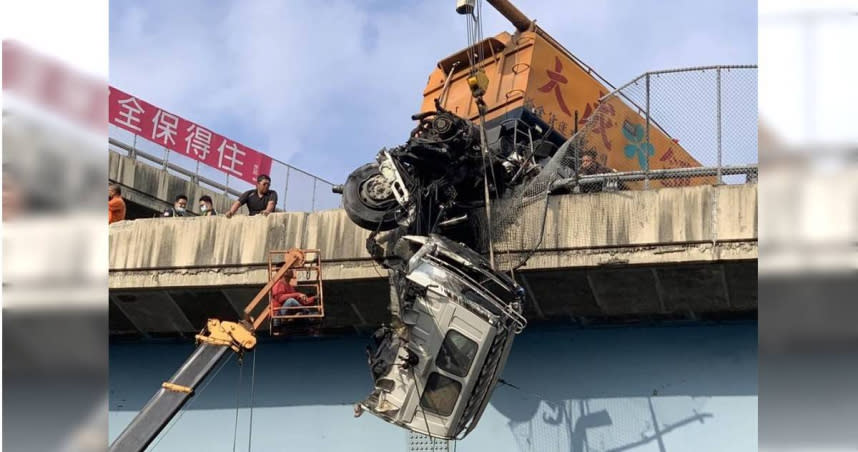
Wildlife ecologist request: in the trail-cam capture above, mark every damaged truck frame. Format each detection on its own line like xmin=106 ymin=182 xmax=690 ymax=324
xmin=356 ymin=234 xmax=526 ymax=439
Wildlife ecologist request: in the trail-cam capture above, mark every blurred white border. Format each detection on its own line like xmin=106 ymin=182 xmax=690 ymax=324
xmin=0 ymin=0 xmax=108 ymax=78
xmin=2 ymin=2 xmax=109 ymax=451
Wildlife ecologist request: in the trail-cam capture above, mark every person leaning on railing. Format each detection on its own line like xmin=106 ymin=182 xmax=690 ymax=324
xmin=578 ymin=149 xmax=627 ymax=193
xmin=225 ymin=174 xmax=278 ymax=218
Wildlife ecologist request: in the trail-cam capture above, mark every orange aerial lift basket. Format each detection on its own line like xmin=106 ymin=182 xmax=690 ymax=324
xmin=267 ymin=249 xmax=325 ymax=336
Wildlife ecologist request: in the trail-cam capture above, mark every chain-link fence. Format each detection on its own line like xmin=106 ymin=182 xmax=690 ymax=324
xmin=605 ymin=65 xmax=758 ymax=186
xmin=486 ymin=65 xmax=758 ymax=271
xmin=108 ymin=124 xmax=342 ymax=213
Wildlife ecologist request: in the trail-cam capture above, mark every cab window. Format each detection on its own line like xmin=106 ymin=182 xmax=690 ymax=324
xmin=420 ymin=372 xmax=462 ymax=416
xmin=435 ymin=329 xmax=478 ymax=377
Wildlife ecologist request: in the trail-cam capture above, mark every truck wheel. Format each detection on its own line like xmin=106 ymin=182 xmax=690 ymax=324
xmin=342 ymin=163 xmax=401 ymax=231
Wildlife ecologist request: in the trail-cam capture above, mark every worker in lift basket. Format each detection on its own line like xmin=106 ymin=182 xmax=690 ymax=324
xmin=271 ymin=268 xmax=317 ymax=327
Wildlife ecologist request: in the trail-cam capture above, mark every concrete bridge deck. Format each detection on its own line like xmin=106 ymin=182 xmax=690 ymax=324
xmin=109 ymin=184 xmax=757 ymax=337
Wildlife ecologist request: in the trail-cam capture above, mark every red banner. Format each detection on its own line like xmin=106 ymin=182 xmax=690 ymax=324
xmin=108 ymin=86 xmax=272 ymax=185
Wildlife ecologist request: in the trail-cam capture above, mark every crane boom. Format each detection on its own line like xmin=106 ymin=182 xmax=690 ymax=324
xmin=108 ymin=342 xmax=230 ymax=451
xmin=109 ymin=249 xmax=308 ymax=452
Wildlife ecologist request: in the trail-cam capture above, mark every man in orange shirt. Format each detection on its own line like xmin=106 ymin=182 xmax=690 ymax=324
xmin=109 ymin=184 xmax=126 ymax=224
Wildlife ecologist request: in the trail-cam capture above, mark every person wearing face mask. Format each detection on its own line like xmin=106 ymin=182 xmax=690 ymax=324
xmin=198 ymin=195 xmax=217 ymax=216
xmin=163 ymin=194 xmax=189 ymax=217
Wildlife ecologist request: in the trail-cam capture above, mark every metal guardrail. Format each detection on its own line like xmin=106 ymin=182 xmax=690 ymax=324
xmin=596 ymin=65 xmax=759 ymax=152
xmin=109 ymin=138 xmax=244 ymax=198
xmin=108 ymin=135 xmax=343 ymax=212
xmin=551 ymin=164 xmax=758 ymax=192
xmin=583 ymin=65 xmax=758 ymax=189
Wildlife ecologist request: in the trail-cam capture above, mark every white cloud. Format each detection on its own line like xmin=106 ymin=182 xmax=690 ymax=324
xmin=111 ymin=1 xmax=464 ymax=166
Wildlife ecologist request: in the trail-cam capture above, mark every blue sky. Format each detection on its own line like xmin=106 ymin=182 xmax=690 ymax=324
xmin=109 ymin=0 xmax=757 ymax=187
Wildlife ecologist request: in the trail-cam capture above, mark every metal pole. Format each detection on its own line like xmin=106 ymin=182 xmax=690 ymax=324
xmin=573 ymin=110 xmax=580 ymax=193
xmin=573 ymin=110 xmax=578 ymax=134
xmin=716 ymin=67 xmax=723 ymax=184
xmin=311 ymin=178 xmax=317 ymax=212
xmin=131 ymin=134 xmax=138 ymax=159
xmin=225 ymin=174 xmax=230 ymax=195
xmin=282 ymin=166 xmax=291 ymax=211
xmin=162 ymin=146 xmax=170 ymax=171
xmin=194 ymin=160 xmax=200 ymax=184
xmin=644 ymin=73 xmax=650 ymax=189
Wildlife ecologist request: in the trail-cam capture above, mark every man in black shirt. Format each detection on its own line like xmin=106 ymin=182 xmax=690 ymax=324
xmin=225 ymin=174 xmax=278 ymax=217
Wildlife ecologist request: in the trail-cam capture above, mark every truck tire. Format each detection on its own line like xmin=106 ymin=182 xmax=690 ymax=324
xmin=342 ymin=163 xmax=401 ymax=231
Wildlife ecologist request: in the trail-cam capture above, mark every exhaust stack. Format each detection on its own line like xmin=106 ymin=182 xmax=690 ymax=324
xmin=486 ymin=0 xmax=533 ymax=32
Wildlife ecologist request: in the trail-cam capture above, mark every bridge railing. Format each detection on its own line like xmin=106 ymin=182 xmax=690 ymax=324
xmin=592 ymin=65 xmax=759 ymax=188
xmin=108 ymin=125 xmax=343 ymax=213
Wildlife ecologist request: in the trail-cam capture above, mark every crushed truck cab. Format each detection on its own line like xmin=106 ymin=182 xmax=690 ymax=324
xmin=358 ymin=234 xmax=526 ymax=439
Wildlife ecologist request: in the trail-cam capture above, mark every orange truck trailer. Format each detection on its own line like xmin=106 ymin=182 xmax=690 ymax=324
xmin=421 ymin=0 xmax=708 ymax=187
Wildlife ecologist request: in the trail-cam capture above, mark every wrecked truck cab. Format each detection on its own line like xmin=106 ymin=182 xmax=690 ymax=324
xmin=358 ymin=234 xmax=526 ymax=439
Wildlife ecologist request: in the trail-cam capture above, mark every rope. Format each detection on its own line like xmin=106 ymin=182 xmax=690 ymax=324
xmin=465 ymin=1 xmax=486 ymax=76
xmin=151 ymin=352 xmax=235 ymax=451
xmin=476 ymin=0 xmax=485 ymax=61
xmin=465 ymin=15 xmax=471 ymax=67
xmin=409 ymin=364 xmax=435 ymax=442
xmin=367 ymin=208 xmax=396 ymax=279
xmin=461 ymin=0 xmax=496 ymax=269
xmin=478 ymin=112 xmax=496 ymax=269
xmin=232 ymin=356 xmax=244 ymax=452
xmin=247 ymin=349 xmax=257 ymax=452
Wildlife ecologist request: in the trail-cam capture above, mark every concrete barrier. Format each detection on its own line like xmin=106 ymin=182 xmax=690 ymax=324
xmin=109 ymin=184 xmax=757 ymax=290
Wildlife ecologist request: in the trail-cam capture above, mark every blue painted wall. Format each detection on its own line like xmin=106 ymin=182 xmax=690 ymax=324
xmin=110 ymin=323 xmax=757 ymax=451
